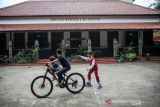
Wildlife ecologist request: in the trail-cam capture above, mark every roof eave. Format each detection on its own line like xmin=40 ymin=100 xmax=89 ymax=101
xmin=0 ymin=14 xmax=160 ymax=17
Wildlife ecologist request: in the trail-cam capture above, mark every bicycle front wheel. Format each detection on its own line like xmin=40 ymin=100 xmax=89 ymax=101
xmin=66 ymin=73 xmax=85 ymax=94
xmin=31 ymin=76 xmax=53 ymax=98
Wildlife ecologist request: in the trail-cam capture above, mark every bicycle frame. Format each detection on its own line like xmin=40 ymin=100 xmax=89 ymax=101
xmin=42 ymin=64 xmax=77 ymax=88
xmin=42 ymin=65 xmax=67 ymax=84
xmin=42 ymin=65 xmax=54 ymax=86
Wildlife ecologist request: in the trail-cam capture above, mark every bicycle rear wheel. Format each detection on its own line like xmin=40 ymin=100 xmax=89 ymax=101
xmin=66 ymin=73 xmax=85 ymax=94
xmin=31 ymin=76 xmax=53 ymax=98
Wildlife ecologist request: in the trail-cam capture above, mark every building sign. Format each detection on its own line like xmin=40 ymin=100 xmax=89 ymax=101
xmin=50 ymin=18 xmax=100 ymax=22
xmin=50 ymin=17 xmax=100 ymax=23
xmin=153 ymin=30 xmax=160 ymax=41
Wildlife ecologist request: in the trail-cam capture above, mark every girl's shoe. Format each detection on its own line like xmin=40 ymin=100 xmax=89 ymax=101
xmin=96 ymin=83 xmax=103 ymax=89
xmin=85 ymin=81 xmax=92 ymax=87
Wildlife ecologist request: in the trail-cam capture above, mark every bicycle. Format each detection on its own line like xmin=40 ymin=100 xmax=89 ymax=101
xmin=30 ymin=63 xmax=85 ymax=98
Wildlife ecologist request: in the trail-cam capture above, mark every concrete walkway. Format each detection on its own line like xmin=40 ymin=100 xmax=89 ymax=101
xmin=0 ymin=62 xmax=160 ymax=107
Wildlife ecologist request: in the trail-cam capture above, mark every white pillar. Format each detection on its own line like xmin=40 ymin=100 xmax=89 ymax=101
xmin=8 ymin=40 xmax=13 ymax=61
xmin=61 ymin=39 xmax=66 ymax=56
xmin=81 ymin=31 xmax=89 ymax=47
xmin=48 ymin=32 xmax=51 ymax=49
xmin=118 ymin=30 xmax=125 ymax=47
xmin=6 ymin=32 xmax=10 ymax=50
xmin=35 ymin=39 xmax=39 ymax=49
xmin=35 ymin=40 xmax=39 ymax=60
xmin=113 ymin=38 xmax=118 ymax=58
xmin=100 ymin=31 xmax=108 ymax=47
xmin=11 ymin=32 xmax=14 ymax=48
xmin=88 ymin=39 xmax=92 ymax=51
xmin=64 ymin=31 xmax=70 ymax=47
xmin=138 ymin=30 xmax=143 ymax=57
xmin=25 ymin=32 xmax=28 ymax=49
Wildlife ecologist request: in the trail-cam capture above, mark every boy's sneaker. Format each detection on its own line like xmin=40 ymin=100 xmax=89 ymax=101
xmin=55 ymin=83 xmax=60 ymax=87
xmin=55 ymin=82 xmax=65 ymax=88
xmin=85 ymin=81 xmax=92 ymax=87
xmin=96 ymin=83 xmax=103 ymax=89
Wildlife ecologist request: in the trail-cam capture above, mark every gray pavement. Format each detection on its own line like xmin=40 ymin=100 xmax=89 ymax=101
xmin=0 ymin=62 xmax=160 ymax=107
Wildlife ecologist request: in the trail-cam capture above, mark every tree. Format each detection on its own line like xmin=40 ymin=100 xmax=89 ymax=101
xmin=149 ymin=0 xmax=160 ymax=9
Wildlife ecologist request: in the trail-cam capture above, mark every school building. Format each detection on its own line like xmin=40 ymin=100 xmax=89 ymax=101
xmin=0 ymin=0 xmax=160 ymax=58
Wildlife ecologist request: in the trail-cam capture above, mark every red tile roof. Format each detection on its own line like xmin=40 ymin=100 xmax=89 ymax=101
xmin=0 ymin=23 xmax=160 ymax=31
xmin=0 ymin=0 xmax=159 ymax=16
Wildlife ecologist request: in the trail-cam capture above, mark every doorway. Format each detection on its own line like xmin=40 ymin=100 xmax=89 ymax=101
xmin=107 ymin=31 xmax=118 ymax=56
xmin=125 ymin=31 xmax=138 ymax=47
xmin=51 ymin=32 xmax=63 ymax=55
xmin=0 ymin=33 xmax=7 ymax=55
xmin=70 ymin=32 xmax=81 ymax=48
xmin=14 ymin=32 xmax=25 ymax=49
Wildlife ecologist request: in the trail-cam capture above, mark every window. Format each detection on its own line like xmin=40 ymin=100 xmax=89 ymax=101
xmin=89 ymin=31 xmax=100 ymax=47
xmin=70 ymin=32 xmax=81 ymax=48
xmin=0 ymin=33 xmax=6 ymax=50
xmin=51 ymin=32 xmax=63 ymax=54
xmin=143 ymin=30 xmax=154 ymax=46
xmin=28 ymin=32 xmax=48 ymax=48
xmin=14 ymin=32 xmax=25 ymax=49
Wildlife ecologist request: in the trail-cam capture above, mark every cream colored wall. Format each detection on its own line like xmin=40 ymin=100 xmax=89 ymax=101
xmin=0 ymin=16 xmax=159 ymax=24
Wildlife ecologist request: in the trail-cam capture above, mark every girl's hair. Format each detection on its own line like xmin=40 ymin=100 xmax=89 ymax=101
xmin=56 ymin=49 xmax=63 ymax=55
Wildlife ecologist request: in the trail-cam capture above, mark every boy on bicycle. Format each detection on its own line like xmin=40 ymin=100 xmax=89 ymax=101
xmin=50 ymin=49 xmax=71 ymax=87
xmin=79 ymin=50 xmax=103 ymax=89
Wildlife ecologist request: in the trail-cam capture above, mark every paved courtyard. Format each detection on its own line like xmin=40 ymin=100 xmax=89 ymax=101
xmin=0 ymin=62 xmax=160 ymax=107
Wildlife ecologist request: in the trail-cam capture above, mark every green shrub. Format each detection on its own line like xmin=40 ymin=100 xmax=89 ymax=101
xmin=125 ymin=52 xmax=137 ymax=61
xmin=117 ymin=43 xmax=137 ymax=62
xmin=124 ymin=46 xmax=137 ymax=61
xmin=13 ymin=46 xmax=38 ymax=63
xmin=0 ymin=55 xmax=10 ymax=63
